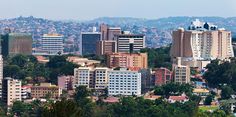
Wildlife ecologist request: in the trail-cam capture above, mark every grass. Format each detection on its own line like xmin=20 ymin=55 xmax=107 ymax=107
xmin=199 ymin=106 xmax=219 ymax=112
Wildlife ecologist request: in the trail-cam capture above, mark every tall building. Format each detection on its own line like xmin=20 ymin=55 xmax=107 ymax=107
xmin=74 ymin=67 xmax=110 ymax=89
xmin=155 ymin=68 xmax=172 ymax=86
xmin=81 ymin=32 xmax=101 ymax=55
xmin=1 ymin=33 xmax=32 ymax=57
xmin=2 ymin=78 xmax=21 ymax=106
xmin=41 ymin=34 xmax=64 ymax=55
xmin=173 ymin=58 xmax=190 ymax=84
xmin=96 ymin=40 xmax=117 ymax=55
xmin=138 ymin=69 xmax=155 ymax=93
xmin=100 ymin=24 xmax=121 ymax=40
xmin=115 ymin=33 xmax=145 ymax=53
xmin=0 ymin=55 xmax=3 ymax=99
xmin=107 ymin=52 xmax=148 ymax=70
xmin=31 ymin=83 xmax=62 ymax=99
xmin=171 ymin=19 xmax=234 ymax=61
xmin=108 ymin=68 xmax=141 ymax=96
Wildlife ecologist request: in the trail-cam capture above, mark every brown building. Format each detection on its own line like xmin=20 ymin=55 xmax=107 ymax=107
xmin=31 ymin=83 xmax=62 ymax=99
xmin=107 ymin=52 xmax=148 ymax=70
xmin=154 ymin=68 xmax=172 ymax=86
xmin=96 ymin=40 xmax=117 ymax=55
xmin=100 ymin=24 xmax=121 ymax=40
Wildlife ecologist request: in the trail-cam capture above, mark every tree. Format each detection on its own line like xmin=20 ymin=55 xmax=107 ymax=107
xmin=10 ymin=54 xmax=28 ymax=68
xmin=221 ymin=85 xmax=234 ymax=99
xmin=204 ymin=95 xmax=214 ymax=105
xmin=3 ymin=65 xmax=20 ymax=78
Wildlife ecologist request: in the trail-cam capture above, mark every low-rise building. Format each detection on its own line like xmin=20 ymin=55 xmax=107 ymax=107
xmin=21 ymin=85 xmax=32 ymax=100
xmin=31 ymin=83 xmax=62 ymax=99
xmin=58 ymin=76 xmax=74 ymax=90
xmin=168 ymin=95 xmax=189 ymax=103
xmin=108 ymin=68 xmax=141 ymax=96
xmin=67 ymin=56 xmax=100 ymax=67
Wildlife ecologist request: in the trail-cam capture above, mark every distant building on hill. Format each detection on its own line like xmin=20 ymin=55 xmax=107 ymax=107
xmin=81 ymin=30 xmax=101 ymax=55
xmin=41 ymin=34 xmax=64 ymax=55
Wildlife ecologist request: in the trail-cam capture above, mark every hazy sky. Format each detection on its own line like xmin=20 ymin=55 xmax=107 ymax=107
xmin=1 ymin=0 xmax=236 ymax=20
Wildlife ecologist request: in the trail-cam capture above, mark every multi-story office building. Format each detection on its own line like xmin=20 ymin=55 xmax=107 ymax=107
xmin=100 ymin=24 xmax=121 ymax=40
xmin=108 ymin=69 xmax=141 ymax=96
xmin=171 ymin=19 xmax=234 ymax=61
xmin=41 ymin=34 xmax=64 ymax=55
xmin=154 ymin=68 xmax=172 ymax=86
xmin=0 ymin=55 xmax=3 ymax=99
xmin=2 ymin=78 xmax=21 ymax=106
xmin=74 ymin=67 xmax=110 ymax=89
xmin=173 ymin=58 xmax=190 ymax=84
xmin=107 ymin=52 xmax=148 ymax=70
xmin=138 ymin=69 xmax=155 ymax=93
xmin=115 ymin=33 xmax=145 ymax=53
xmin=58 ymin=76 xmax=74 ymax=90
xmin=31 ymin=83 xmax=62 ymax=99
xmin=74 ymin=67 xmax=95 ymax=88
xmin=1 ymin=33 xmax=32 ymax=57
xmin=96 ymin=40 xmax=117 ymax=55
xmin=81 ymin=32 xmax=101 ymax=55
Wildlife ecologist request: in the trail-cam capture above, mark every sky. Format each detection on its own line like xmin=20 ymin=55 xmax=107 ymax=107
xmin=0 ymin=0 xmax=236 ymax=20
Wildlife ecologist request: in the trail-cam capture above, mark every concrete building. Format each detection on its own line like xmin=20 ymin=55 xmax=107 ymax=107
xmin=173 ymin=58 xmax=190 ymax=84
xmin=108 ymin=69 xmax=141 ymax=96
xmin=2 ymin=78 xmax=21 ymax=106
xmin=0 ymin=55 xmax=3 ymax=99
xmin=58 ymin=76 xmax=74 ymax=90
xmin=81 ymin=32 xmax=101 ymax=55
xmin=74 ymin=67 xmax=110 ymax=89
xmin=1 ymin=33 xmax=32 ymax=57
xmin=41 ymin=34 xmax=64 ymax=55
xmin=31 ymin=83 xmax=62 ymax=99
xmin=67 ymin=56 xmax=100 ymax=67
xmin=138 ymin=69 xmax=155 ymax=93
xmin=94 ymin=67 xmax=110 ymax=89
xmin=74 ymin=67 xmax=95 ymax=89
xmin=96 ymin=40 xmax=117 ymax=55
xmin=171 ymin=19 xmax=234 ymax=67
xmin=21 ymin=85 xmax=32 ymax=100
xmin=107 ymin=52 xmax=148 ymax=70
xmin=155 ymin=68 xmax=172 ymax=86
xmin=115 ymin=33 xmax=145 ymax=53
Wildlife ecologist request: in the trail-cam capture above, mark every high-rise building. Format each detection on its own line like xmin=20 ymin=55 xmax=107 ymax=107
xmin=108 ymin=68 xmax=141 ymax=96
xmin=0 ymin=55 xmax=3 ymax=99
xmin=115 ymin=33 xmax=145 ymax=53
xmin=81 ymin=32 xmax=101 ymax=55
xmin=1 ymin=33 xmax=32 ymax=57
xmin=2 ymin=78 xmax=21 ymax=106
xmin=96 ymin=40 xmax=117 ymax=55
xmin=154 ymin=68 xmax=172 ymax=86
xmin=171 ymin=19 xmax=234 ymax=61
xmin=31 ymin=83 xmax=62 ymax=99
xmin=41 ymin=34 xmax=64 ymax=55
xmin=94 ymin=67 xmax=110 ymax=89
xmin=100 ymin=24 xmax=121 ymax=40
xmin=107 ymin=52 xmax=148 ymax=70
xmin=173 ymin=58 xmax=190 ymax=84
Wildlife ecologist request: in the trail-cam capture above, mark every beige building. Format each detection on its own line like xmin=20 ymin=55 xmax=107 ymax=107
xmin=74 ymin=67 xmax=110 ymax=89
xmin=107 ymin=52 xmax=148 ymax=70
xmin=171 ymin=20 xmax=234 ymax=62
xmin=67 ymin=56 xmax=100 ymax=67
xmin=2 ymin=78 xmax=21 ymax=106
xmin=31 ymin=83 xmax=62 ymax=99
xmin=173 ymin=58 xmax=190 ymax=84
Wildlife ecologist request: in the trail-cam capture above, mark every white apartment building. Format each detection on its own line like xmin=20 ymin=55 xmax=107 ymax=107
xmin=74 ymin=67 xmax=94 ymax=88
xmin=41 ymin=34 xmax=64 ymax=55
xmin=2 ymin=78 xmax=21 ymax=106
xmin=173 ymin=58 xmax=190 ymax=84
xmin=94 ymin=67 xmax=110 ymax=89
xmin=0 ymin=55 xmax=3 ymax=99
xmin=108 ymin=69 xmax=141 ymax=96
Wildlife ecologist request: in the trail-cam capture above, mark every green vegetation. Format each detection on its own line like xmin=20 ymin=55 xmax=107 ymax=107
xmin=140 ymin=46 xmax=172 ymax=70
xmin=199 ymin=106 xmax=218 ymax=112
xmin=3 ymin=54 xmax=79 ymax=84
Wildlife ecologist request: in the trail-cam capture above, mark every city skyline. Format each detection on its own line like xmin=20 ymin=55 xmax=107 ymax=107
xmin=0 ymin=0 xmax=235 ymax=20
